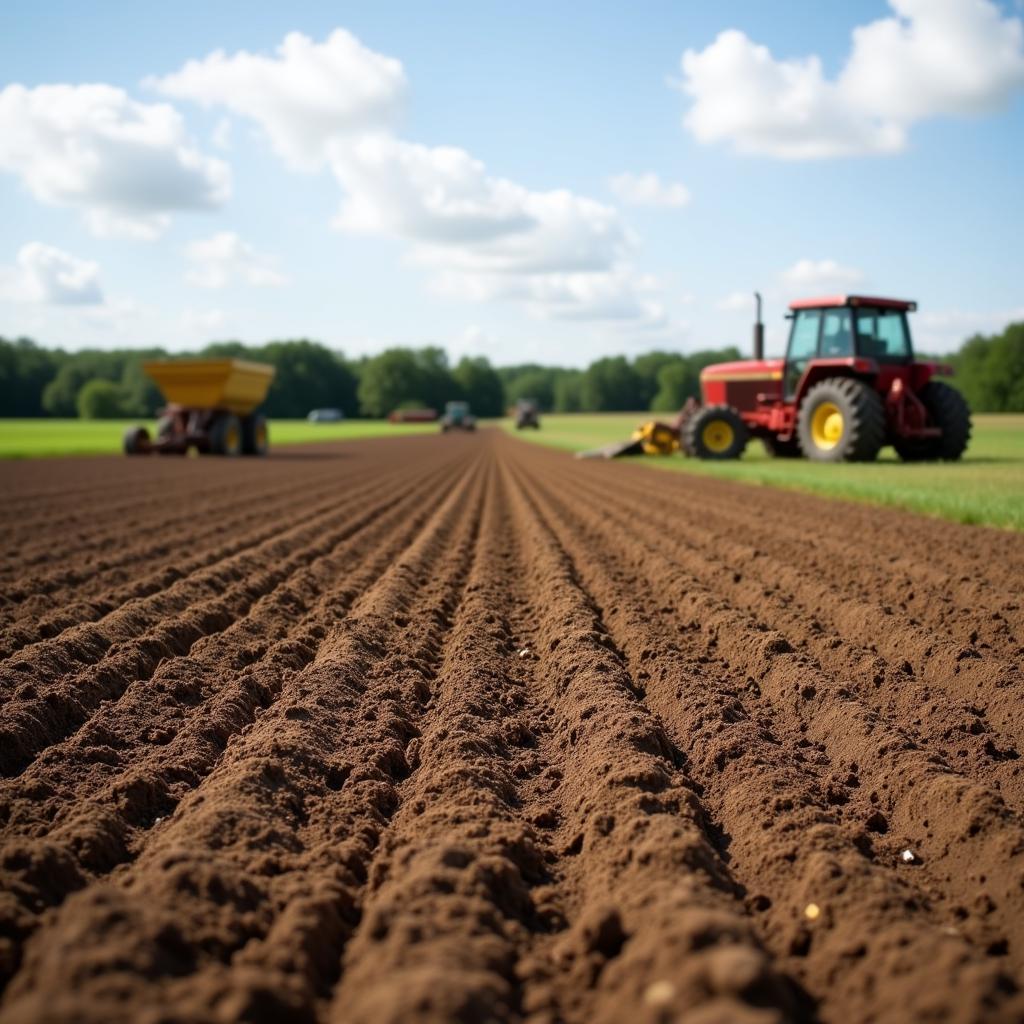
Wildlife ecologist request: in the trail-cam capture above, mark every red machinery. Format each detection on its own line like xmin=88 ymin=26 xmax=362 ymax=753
xmin=684 ymin=293 xmax=971 ymax=462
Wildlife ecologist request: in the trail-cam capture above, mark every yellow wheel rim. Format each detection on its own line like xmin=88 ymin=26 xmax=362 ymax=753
xmin=702 ymin=419 xmax=735 ymax=454
xmin=810 ymin=401 xmax=844 ymax=450
xmin=226 ymin=425 xmax=240 ymax=452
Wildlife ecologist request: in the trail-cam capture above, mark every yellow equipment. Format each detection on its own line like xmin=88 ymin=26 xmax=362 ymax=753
xmin=576 ymin=419 xmax=681 ymax=459
xmin=141 ymin=359 xmax=275 ymax=416
xmin=124 ymin=358 xmax=276 ymax=457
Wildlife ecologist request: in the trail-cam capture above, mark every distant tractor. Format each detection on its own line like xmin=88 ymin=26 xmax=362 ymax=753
xmin=686 ymin=294 xmax=970 ymax=462
xmin=124 ymin=359 xmax=275 ymax=457
xmin=441 ymin=400 xmax=476 ymax=432
xmin=514 ymin=399 xmax=541 ymax=430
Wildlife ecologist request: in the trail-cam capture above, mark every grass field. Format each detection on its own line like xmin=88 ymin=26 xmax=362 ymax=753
xmin=0 ymin=418 xmax=439 ymax=458
xmin=502 ymin=413 xmax=1024 ymax=531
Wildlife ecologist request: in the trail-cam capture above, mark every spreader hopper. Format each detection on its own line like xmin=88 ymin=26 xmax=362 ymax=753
xmin=124 ymin=358 xmax=276 ymax=457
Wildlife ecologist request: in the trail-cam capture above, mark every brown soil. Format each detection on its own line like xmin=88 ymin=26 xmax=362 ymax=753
xmin=2 ymin=431 xmax=1024 ymax=1024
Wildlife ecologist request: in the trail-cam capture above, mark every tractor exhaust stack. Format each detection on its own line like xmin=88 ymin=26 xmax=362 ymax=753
xmin=753 ymin=291 xmax=764 ymax=361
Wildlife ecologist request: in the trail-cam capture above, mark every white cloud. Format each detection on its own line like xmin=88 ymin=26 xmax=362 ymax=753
xmin=327 ymin=134 xmax=651 ymax=321
xmin=609 ymin=172 xmax=691 ymax=207
xmin=433 ymin=267 xmax=666 ymax=326
xmin=181 ymin=307 xmax=227 ymax=333
xmin=916 ymin=306 xmax=1024 ymax=352
xmin=716 ymin=290 xmax=755 ymax=313
xmin=185 ymin=231 xmax=287 ymax=289
xmin=212 ymin=117 xmax=232 ymax=150
xmin=155 ymin=28 xmax=670 ymax=330
xmin=781 ymin=259 xmax=865 ymax=293
xmin=0 ymin=84 xmax=230 ymax=238
xmin=149 ymin=29 xmax=407 ymax=169
xmin=680 ymin=0 xmax=1024 ymax=158
xmin=0 ymin=242 xmax=104 ymax=305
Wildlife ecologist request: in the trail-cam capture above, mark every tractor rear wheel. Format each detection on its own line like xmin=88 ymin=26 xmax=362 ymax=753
xmin=242 ymin=413 xmax=269 ymax=456
xmin=797 ymin=378 xmax=885 ymax=462
xmin=894 ymin=381 xmax=971 ymax=462
xmin=209 ymin=413 xmax=243 ymax=456
xmin=685 ymin=405 xmax=749 ymax=460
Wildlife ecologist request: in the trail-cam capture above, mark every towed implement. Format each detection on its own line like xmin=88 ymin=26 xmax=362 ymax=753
xmin=582 ymin=293 xmax=970 ymax=464
xmin=124 ymin=359 xmax=275 ymax=457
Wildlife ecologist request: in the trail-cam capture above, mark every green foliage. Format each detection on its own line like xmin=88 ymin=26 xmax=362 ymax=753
xmin=1 ymin=320 xmax=1019 ymax=424
xmin=453 ymin=356 xmax=504 ymax=417
xmin=581 ymin=356 xmax=643 ymax=411
xmin=258 ymin=340 xmax=358 ymax=418
xmin=0 ymin=338 xmax=56 ymax=416
xmin=947 ymin=322 xmax=1024 ymax=413
xmin=552 ymin=370 xmax=584 ymax=412
xmin=504 ymin=368 xmax=556 ymax=410
xmin=76 ymin=378 xmax=128 ymax=419
xmin=633 ymin=351 xmax=685 ymax=409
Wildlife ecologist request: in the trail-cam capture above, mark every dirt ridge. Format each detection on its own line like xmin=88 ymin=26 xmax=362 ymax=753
xmin=2 ymin=431 xmax=1023 ymax=1023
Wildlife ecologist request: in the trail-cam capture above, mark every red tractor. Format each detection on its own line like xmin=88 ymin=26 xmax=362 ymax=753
xmin=684 ymin=294 xmax=971 ymax=462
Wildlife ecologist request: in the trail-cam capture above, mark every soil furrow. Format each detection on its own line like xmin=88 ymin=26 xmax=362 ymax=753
xmin=2 ymin=430 xmax=1023 ymax=1023
xmin=560 ymin=466 xmax=1024 ymax=812
xmin=0 ymin=445 xmax=488 ymax=1021
xmin=0 ymin=449 xmax=472 ymax=775
xmin=0 ymin=456 xmax=421 ymax=655
xmin=500 ymin=450 xmax=808 ymax=1024
xmin=507 ymin=438 xmax=1024 ymax=1015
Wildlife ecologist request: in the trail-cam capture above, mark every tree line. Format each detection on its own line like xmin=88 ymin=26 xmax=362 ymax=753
xmin=0 ymin=321 xmax=1021 ymax=419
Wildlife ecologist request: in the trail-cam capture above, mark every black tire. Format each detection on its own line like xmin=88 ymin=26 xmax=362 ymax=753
xmin=242 ymin=413 xmax=269 ymax=456
xmin=893 ymin=381 xmax=971 ymax=462
xmin=761 ymin=435 xmax=802 ymax=458
xmin=123 ymin=425 xmax=150 ymax=455
xmin=209 ymin=413 xmax=243 ymax=456
xmin=797 ymin=377 xmax=885 ymax=463
xmin=684 ymin=405 xmax=749 ymax=460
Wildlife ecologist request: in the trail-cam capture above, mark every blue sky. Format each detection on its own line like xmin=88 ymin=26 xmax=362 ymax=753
xmin=1 ymin=0 xmax=1022 ymax=363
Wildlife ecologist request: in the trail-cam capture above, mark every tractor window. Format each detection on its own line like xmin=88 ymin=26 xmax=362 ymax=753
xmin=820 ymin=309 xmax=853 ymax=357
xmin=784 ymin=309 xmax=821 ymax=396
xmin=855 ymin=308 xmax=911 ymax=361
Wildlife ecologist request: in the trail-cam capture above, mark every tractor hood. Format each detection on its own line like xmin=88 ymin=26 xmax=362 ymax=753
xmin=700 ymin=358 xmax=785 ymax=412
xmin=700 ymin=358 xmax=785 ymax=382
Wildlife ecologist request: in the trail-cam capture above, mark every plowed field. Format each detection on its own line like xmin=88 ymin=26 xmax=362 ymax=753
xmin=2 ymin=431 xmax=1024 ymax=1024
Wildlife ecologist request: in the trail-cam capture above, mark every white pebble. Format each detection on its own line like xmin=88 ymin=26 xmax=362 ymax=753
xmin=900 ymin=848 xmax=917 ymax=863
xmin=643 ymin=980 xmax=675 ymax=1007
xmin=804 ymin=902 xmax=821 ymax=920
xmin=518 ymin=648 xmax=530 ymax=658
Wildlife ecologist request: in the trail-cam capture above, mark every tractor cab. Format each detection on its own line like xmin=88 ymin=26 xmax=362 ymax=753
xmin=784 ymin=296 xmax=915 ymax=398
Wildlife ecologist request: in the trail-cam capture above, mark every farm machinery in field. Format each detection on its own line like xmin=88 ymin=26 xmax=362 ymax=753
xmin=582 ymin=293 xmax=971 ymax=463
xmin=124 ymin=359 xmax=275 ymax=457
xmin=441 ymin=401 xmax=477 ymax=432
xmin=514 ymin=399 xmax=541 ymax=430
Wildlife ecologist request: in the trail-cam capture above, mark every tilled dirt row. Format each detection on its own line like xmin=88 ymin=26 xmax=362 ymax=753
xmin=1 ymin=431 xmax=1023 ymax=1024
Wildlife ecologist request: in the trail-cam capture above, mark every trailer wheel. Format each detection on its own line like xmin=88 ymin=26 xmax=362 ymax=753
xmin=242 ymin=413 xmax=269 ymax=456
xmin=123 ymin=425 xmax=151 ymax=455
xmin=685 ymin=405 xmax=749 ymax=460
xmin=209 ymin=413 xmax=243 ymax=456
xmin=797 ymin=378 xmax=885 ymax=462
xmin=894 ymin=381 xmax=971 ymax=462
